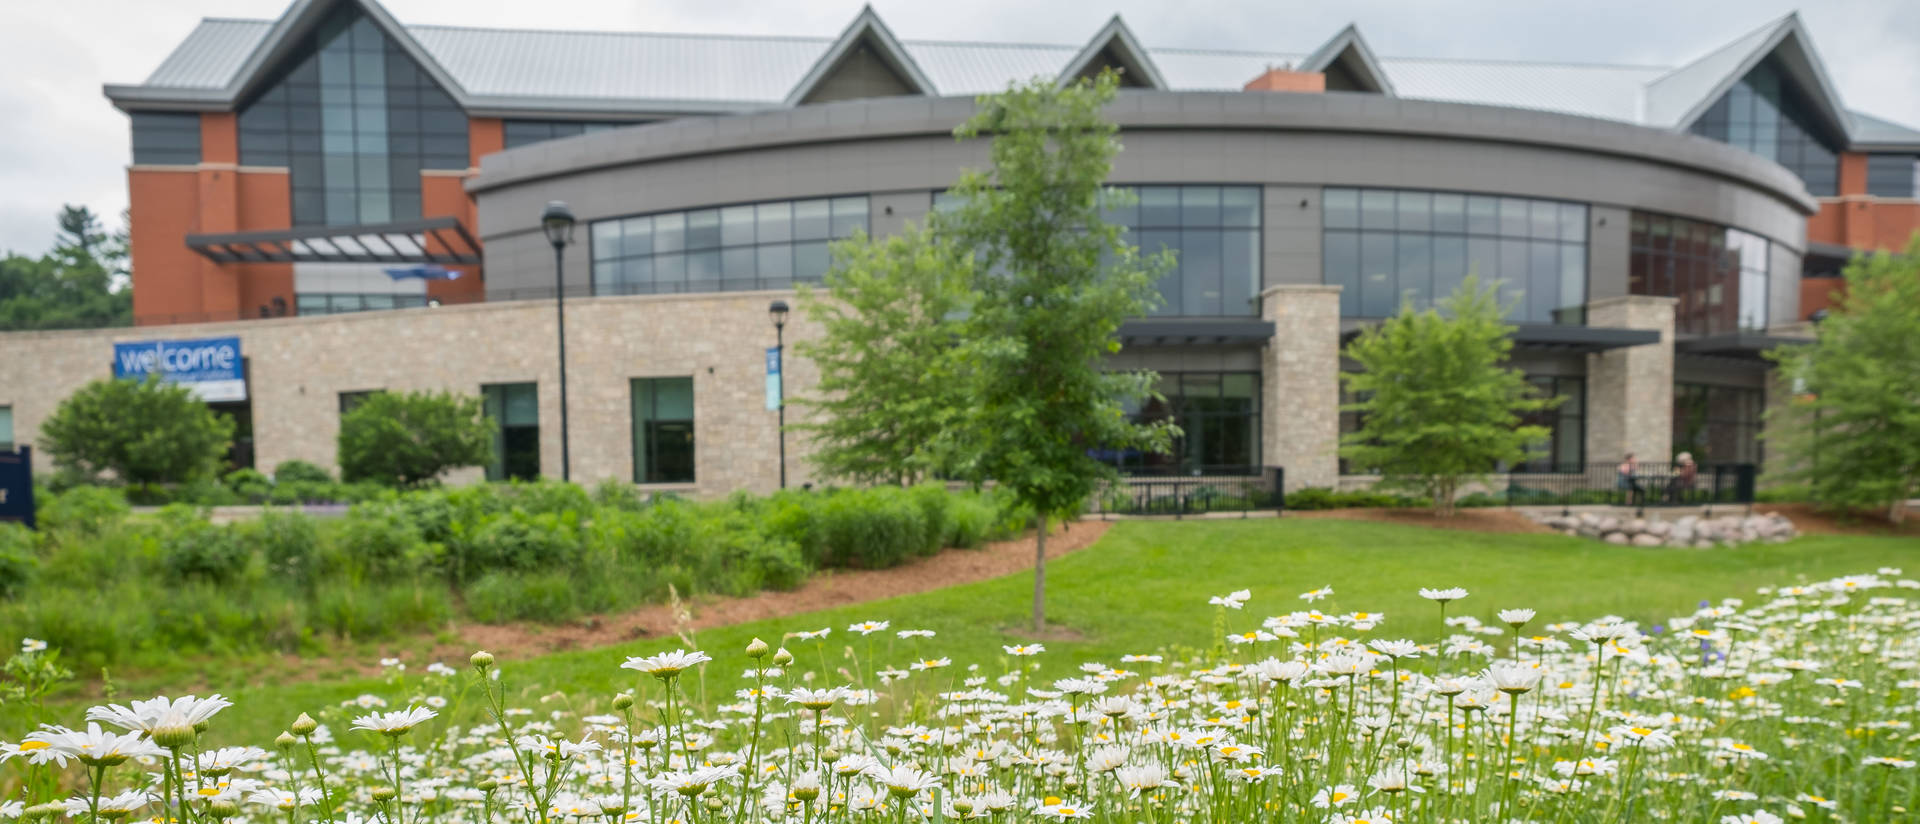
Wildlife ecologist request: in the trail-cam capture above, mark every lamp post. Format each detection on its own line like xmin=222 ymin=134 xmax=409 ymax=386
xmin=541 ymin=201 xmax=576 ymax=482
xmin=770 ymin=299 xmax=790 ymax=489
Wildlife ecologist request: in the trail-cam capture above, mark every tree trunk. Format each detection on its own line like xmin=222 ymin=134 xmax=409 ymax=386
xmin=1033 ymin=513 xmax=1048 ymax=632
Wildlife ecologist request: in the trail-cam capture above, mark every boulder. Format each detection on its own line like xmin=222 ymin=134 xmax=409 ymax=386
xmin=1631 ymin=533 xmax=1664 ymax=547
xmin=1603 ymin=532 xmax=1629 ymax=545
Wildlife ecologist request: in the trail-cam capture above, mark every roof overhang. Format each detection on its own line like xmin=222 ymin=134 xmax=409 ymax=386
xmin=107 ymin=0 xmax=469 ymax=114
xmin=1119 ymin=318 xmax=1275 ymax=346
xmin=1674 ymin=331 xmax=1808 ymax=359
xmin=185 ymin=216 xmax=481 ymax=265
xmin=1341 ymin=323 xmax=1660 ymax=354
xmin=1057 ymin=15 xmax=1168 ymax=91
xmin=1664 ymin=14 xmax=1852 ymax=146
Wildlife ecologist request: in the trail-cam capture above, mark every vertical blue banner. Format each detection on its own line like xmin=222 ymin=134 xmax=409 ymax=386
xmin=765 ymin=347 xmax=782 ymax=411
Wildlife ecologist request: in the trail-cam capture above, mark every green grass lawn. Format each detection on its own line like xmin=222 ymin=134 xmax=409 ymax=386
xmin=14 ymin=518 xmax=1917 ymax=742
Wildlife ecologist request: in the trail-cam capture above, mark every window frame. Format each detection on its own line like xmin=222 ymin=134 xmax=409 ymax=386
xmin=631 ymin=377 xmax=697 ymax=484
xmin=589 ymin=195 xmax=871 ymax=297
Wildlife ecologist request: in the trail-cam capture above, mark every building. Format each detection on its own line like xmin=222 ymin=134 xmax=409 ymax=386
xmin=3 ymin=0 xmax=1918 ymax=495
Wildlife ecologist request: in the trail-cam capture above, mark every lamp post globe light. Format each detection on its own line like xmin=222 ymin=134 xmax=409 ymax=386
xmin=770 ymin=299 xmax=790 ymax=489
xmin=541 ymin=201 xmax=576 ymax=482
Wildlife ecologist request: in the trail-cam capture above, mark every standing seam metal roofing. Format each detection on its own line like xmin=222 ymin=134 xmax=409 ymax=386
xmin=126 ymin=13 xmax=1920 ymax=148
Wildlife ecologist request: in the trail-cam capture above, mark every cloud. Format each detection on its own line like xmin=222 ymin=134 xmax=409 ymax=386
xmin=2 ymin=0 xmax=1915 ymax=257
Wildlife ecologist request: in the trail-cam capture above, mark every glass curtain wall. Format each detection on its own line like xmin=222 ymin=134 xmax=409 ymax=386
xmin=1100 ymin=186 xmax=1262 ymax=317
xmin=1688 ymin=58 xmax=1839 ymax=196
xmin=1628 ymin=212 xmax=1771 ymax=335
xmin=236 ymin=5 xmax=468 ymax=226
xmin=1323 ymin=188 xmax=1588 ymax=324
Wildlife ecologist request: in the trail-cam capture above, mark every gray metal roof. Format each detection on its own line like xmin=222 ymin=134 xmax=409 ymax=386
xmin=117 ymin=1 xmax=1920 ymax=150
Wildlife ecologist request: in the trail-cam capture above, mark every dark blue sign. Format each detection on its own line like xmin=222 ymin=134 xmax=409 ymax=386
xmin=112 ymin=336 xmax=247 ymax=402
xmin=0 ymin=446 xmax=33 ymax=530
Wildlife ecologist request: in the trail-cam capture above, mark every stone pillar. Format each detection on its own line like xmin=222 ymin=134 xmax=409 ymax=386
xmin=1585 ymin=295 xmax=1676 ymax=466
xmin=1260 ymin=284 xmax=1341 ymax=490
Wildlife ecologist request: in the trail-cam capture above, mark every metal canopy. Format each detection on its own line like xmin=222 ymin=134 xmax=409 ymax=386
xmin=1340 ymin=323 xmax=1661 ymax=354
xmin=185 ymin=217 xmax=481 ymax=266
xmin=1118 ymin=318 xmax=1276 ymax=346
xmin=1508 ymin=324 xmax=1661 ymax=354
xmin=1675 ymin=331 xmax=1808 ymax=359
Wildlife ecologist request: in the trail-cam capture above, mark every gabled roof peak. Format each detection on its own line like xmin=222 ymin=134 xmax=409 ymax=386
xmin=782 ymin=5 xmax=937 ymax=106
xmin=1642 ymin=12 xmax=1848 ymax=139
xmin=1056 ymin=14 xmax=1168 ymax=90
xmin=1299 ymin=24 xmax=1394 ymax=95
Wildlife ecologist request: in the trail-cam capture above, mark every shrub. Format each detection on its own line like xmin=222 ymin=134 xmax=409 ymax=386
xmin=155 ymin=506 xmax=250 ymax=584
xmin=242 ymin=510 xmax=324 ymax=585
xmin=455 ymin=510 xmax=583 ymax=577
xmin=466 ymin=570 xmax=579 ymax=624
xmin=0 ymin=524 xmax=37 ymax=598
xmin=272 ymin=460 xmax=333 ymax=486
xmin=506 ymin=479 xmax=594 ymax=519
xmin=1283 ymin=487 xmax=1419 ymax=511
xmin=814 ymin=487 xmax=930 ymax=569
xmin=37 ymin=485 xmax=129 ymax=535
xmin=329 ymin=508 xmax=426 ymax=580
xmin=39 ymin=376 xmax=234 ymax=487
xmin=338 ymin=390 xmax=493 ymax=487
xmin=224 ymin=468 xmax=273 ymax=501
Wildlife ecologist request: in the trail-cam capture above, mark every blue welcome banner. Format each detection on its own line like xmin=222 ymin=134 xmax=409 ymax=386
xmin=112 ymin=336 xmax=247 ymax=402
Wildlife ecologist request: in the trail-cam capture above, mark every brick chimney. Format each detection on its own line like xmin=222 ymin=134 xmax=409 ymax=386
xmin=1243 ymin=65 xmax=1326 ymax=93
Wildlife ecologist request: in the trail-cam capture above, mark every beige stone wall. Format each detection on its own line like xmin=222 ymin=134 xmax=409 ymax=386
xmin=0 ymin=292 xmax=821 ymax=496
xmin=1260 ymin=284 xmax=1342 ymax=489
xmin=1585 ymin=295 xmax=1677 ymax=466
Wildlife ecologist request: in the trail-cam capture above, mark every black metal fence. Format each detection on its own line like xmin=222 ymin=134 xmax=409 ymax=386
xmin=1095 ymin=467 xmax=1286 ymax=517
xmin=1504 ymin=461 xmax=1757 ymax=514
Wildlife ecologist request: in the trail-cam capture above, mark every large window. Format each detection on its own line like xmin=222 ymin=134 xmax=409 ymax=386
xmin=590 ymin=197 xmax=868 ymax=296
xmin=933 ymin=185 xmax=1261 ymax=317
xmin=1866 ymin=154 xmax=1920 ymax=199
xmin=1688 ymin=58 xmax=1839 ymax=196
xmin=482 ymin=383 xmax=539 ymax=481
xmin=1096 ymin=372 xmax=1261 ymax=474
xmin=0 ymin=405 xmax=12 ymax=452
xmin=1628 ymin=212 xmax=1770 ymax=336
xmin=297 ymin=293 xmax=430 ymax=316
xmin=237 ymin=5 xmax=468 ymax=226
xmin=1673 ymin=384 xmax=1763 ymax=465
xmin=1102 ymin=186 xmax=1261 ymax=317
xmin=632 ymin=378 xmax=695 ymax=484
xmin=503 ymin=120 xmax=633 ymax=150
xmin=1323 ymin=188 xmax=1588 ymax=325
xmin=1518 ymin=376 xmax=1585 ymax=472
xmin=130 ymin=112 xmax=201 ymax=165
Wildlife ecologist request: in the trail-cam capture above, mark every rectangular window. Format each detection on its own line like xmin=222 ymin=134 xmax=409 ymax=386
xmin=1095 ymin=371 xmax=1261 ymax=474
xmin=482 ymin=383 xmax=539 ymax=481
xmin=587 ymin=196 xmax=869 ymax=296
xmin=130 ymin=112 xmax=202 ymax=165
xmin=1866 ymin=154 xmax=1920 ymax=198
xmin=1518 ymin=376 xmax=1585 ymax=472
xmin=0 ymin=405 xmax=12 ymax=452
xmin=632 ymin=377 xmax=695 ymax=483
xmin=502 ymin=120 xmax=627 ymax=150
xmin=1322 ymin=187 xmax=1587 ymax=324
xmin=338 ymin=390 xmax=377 ymax=415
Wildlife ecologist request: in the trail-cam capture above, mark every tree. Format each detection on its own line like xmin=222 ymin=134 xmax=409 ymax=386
xmin=1766 ymin=233 xmax=1920 ymax=523
xmin=793 ymin=226 xmax=976 ymax=485
xmin=1339 ymin=276 xmax=1554 ymax=516
xmin=338 ymin=390 xmax=494 ymax=487
xmin=0 ymin=206 xmax=131 ymax=331
xmin=935 ymin=71 xmax=1176 ymax=631
xmin=40 ymin=376 xmax=234 ymax=488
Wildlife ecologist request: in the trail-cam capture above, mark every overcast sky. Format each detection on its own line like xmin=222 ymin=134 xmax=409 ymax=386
xmin=1 ymin=0 xmax=1916 ymax=257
